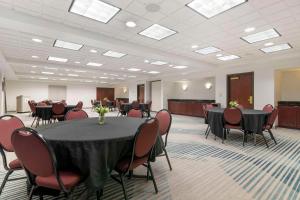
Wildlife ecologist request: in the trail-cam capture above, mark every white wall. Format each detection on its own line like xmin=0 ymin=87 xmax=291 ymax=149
xmin=0 ymin=72 xmax=4 ymax=115
xmin=6 ymin=80 xmax=102 ymax=111
xmin=151 ymin=81 xmax=162 ymax=111
xmin=215 ymin=66 xmax=275 ymax=109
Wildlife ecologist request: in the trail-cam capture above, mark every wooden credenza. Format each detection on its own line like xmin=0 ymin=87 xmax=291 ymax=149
xmin=168 ymin=99 xmax=217 ymax=117
xmin=278 ymin=101 xmax=300 ymax=129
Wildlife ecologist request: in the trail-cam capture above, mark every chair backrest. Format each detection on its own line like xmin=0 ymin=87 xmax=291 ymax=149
xmin=131 ymin=101 xmax=140 ymax=110
xmin=263 ymin=104 xmax=273 ymax=113
xmin=155 ymin=109 xmax=172 ymax=136
xmin=61 ymin=100 xmax=67 ymax=106
xmin=75 ymin=101 xmax=83 ymax=110
xmin=37 ymin=102 xmax=47 ymax=106
xmin=65 ymin=109 xmax=88 ymax=121
xmin=52 ymin=103 xmax=65 ymax=115
xmin=0 ymin=115 xmax=24 ymax=152
xmin=206 ymin=104 xmax=214 ymax=110
xmin=223 ymin=108 xmax=242 ymax=125
xmin=237 ymin=104 xmax=244 ymax=109
xmin=266 ymin=108 xmax=278 ymax=129
xmin=133 ymin=118 xmax=159 ymax=158
xmin=11 ymin=128 xmax=55 ymax=177
xmin=28 ymin=101 xmax=36 ymax=113
xmin=128 ymin=109 xmax=143 ymax=118
xmin=146 ymin=100 xmax=152 ymax=111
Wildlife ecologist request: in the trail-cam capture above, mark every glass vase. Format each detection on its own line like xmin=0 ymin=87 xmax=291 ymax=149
xmin=99 ymin=114 xmax=105 ymax=125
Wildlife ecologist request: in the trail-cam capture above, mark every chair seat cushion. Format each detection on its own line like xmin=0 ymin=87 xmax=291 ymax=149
xmin=225 ymin=124 xmax=241 ymax=130
xmin=116 ymin=157 xmax=148 ymax=173
xmin=36 ymin=171 xmax=80 ymax=190
xmin=9 ymin=159 xmax=22 ymax=169
xmin=263 ymin=124 xmax=271 ymax=130
xmin=52 ymin=115 xmax=64 ymax=118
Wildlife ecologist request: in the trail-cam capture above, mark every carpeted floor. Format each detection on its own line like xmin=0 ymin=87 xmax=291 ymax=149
xmin=1 ymin=109 xmax=300 ymax=200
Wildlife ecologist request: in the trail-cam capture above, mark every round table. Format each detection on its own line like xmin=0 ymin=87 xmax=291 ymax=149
xmin=121 ymin=103 xmax=150 ymax=117
xmin=36 ymin=117 xmax=162 ymax=190
xmin=207 ymin=108 xmax=269 ymax=139
xmin=36 ymin=105 xmax=76 ymax=121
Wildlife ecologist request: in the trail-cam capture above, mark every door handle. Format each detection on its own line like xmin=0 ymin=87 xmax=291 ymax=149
xmin=248 ymin=96 xmax=253 ymax=104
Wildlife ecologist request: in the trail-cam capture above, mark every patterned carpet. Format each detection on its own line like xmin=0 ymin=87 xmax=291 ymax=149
xmin=1 ymin=111 xmax=300 ymax=200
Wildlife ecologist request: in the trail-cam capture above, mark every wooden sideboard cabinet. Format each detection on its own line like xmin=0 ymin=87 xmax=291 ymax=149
xmin=278 ymin=101 xmax=300 ymax=129
xmin=168 ymin=99 xmax=217 ymax=117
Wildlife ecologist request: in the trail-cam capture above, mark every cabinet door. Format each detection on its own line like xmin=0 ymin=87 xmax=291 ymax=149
xmin=278 ymin=106 xmax=297 ymax=128
xmin=296 ymin=107 xmax=300 ymax=128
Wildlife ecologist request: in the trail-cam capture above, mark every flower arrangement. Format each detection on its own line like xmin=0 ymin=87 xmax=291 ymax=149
xmin=229 ymin=100 xmax=239 ymax=108
xmin=95 ymin=106 xmax=109 ymax=125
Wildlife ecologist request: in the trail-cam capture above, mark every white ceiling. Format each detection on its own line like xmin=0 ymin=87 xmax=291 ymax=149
xmin=0 ymin=0 xmax=299 ymax=84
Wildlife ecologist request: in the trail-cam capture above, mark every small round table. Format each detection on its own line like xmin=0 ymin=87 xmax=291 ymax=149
xmin=207 ymin=108 xmax=269 ymax=139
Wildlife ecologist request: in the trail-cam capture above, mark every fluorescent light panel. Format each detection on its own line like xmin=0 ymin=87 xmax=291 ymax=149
xmin=260 ymin=43 xmax=292 ymax=53
xmin=87 ymin=62 xmax=102 ymax=67
xmin=128 ymin=68 xmax=141 ymax=72
xmin=47 ymin=56 xmax=68 ymax=63
xmin=187 ymin=0 xmax=247 ymax=19
xmin=54 ymin=40 xmax=83 ymax=50
xmin=103 ymin=50 xmax=126 ymax=58
xmin=173 ymin=66 xmax=188 ymax=69
xmin=69 ymin=0 xmax=121 ymax=23
xmin=148 ymin=71 xmax=160 ymax=74
xmin=139 ymin=24 xmax=177 ymax=40
xmin=194 ymin=46 xmax=221 ymax=55
xmin=241 ymin=28 xmax=280 ymax=44
xmin=41 ymin=72 xmax=54 ymax=75
xmin=150 ymin=61 xmax=167 ymax=65
xmin=217 ymin=55 xmax=240 ymax=61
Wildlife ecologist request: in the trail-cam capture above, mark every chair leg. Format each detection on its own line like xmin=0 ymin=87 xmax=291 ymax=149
xmin=261 ymin=133 xmax=269 ymax=148
xmin=164 ymin=148 xmax=172 ymax=171
xmin=28 ymin=186 xmax=34 ymax=200
xmin=205 ymin=126 xmax=211 ymax=139
xmin=243 ymin=132 xmax=246 ymax=146
xmin=39 ymin=194 xmax=43 ymax=200
xmin=0 ymin=170 xmax=13 ymax=194
xmin=31 ymin=117 xmax=37 ymax=127
xmin=148 ymin=162 xmax=158 ymax=194
xmin=96 ymin=190 xmax=103 ymax=200
xmin=268 ymin=129 xmax=277 ymax=145
xmin=119 ymin=174 xmax=128 ymax=200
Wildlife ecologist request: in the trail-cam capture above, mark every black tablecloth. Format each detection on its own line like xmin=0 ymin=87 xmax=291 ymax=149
xmin=207 ymin=108 xmax=269 ymax=138
xmin=36 ymin=105 xmax=76 ymax=120
xmin=121 ymin=103 xmax=149 ymax=116
xmin=36 ymin=117 xmax=163 ymax=189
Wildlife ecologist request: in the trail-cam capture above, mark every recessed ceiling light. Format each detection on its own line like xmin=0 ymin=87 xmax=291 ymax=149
xmin=100 ymin=77 xmax=108 ymax=79
xmin=67 ymin=74 xmax=79 ymax=77
xmin=173 ymin=65 xmax=188 ymax=69
xmin=30 ymin=71 xmax=36 ymax=73
xmin=244 ymin=27 xmax=255 ymax=33
xmin=47 ymin=56 xmax=68 ymax=63
xmin=150 ymin=61 xmax=167 ymax=65
xmin=120 ymin=68 xmax=125 ymax=70
xmin=38 ymin=77 xmax=48 ymax=80
xmin=128 ymin=68 xmax=141 ymax=72
xmin=241 ymin=28 xmax=280 ymax=44
xmin=32 ymin=65 xmax=37 ymax=68
xmin=32 ymin=38 xmax=42 ymax=43
xmin=90 ymin=49 xmax=98 ymax=53
xmin=103 ymin=50 xmax=126 ymax=58
xmin=128 ymin=75 xmax=136 ymax=78
xmin=144 ymin=60 xmax=149 ymax=63
xmin=100 ymin=81 xmax=108 ymax=84
xmin=142 ymin=70 xmax=147 ymax=73
xmin=169 ymin=64 xmax=173 ymax=67
xmin=69 ymin=0 xmax=121 ymax=24
xmin=54 ymin=40 xmax=83 ymax=50
xmin=74 ymin=61 xmax=81 ymax=64
xmin=44 ymin=67 xmax=58 ymax=70
xmin=41 ymin=72 xmax=54 ymax=75
xmin=148 ymin=71 xmax=160 ymax=74
xmin=194 ymin=46 xmax=221 ymax=55
xmin=60 ymin=78 xmax=68 ymax=81
xmin=126 ymin=21 xmax=136 ymax=28
xmin=139 ymin=24 xmax=177 ymax=40
xmin=74 ymin=70 xmax=87 ymax=73
xmin=260 ymin=43 xmax=292 ymax=53
xmin=187 ymin=0 xmax=248 ymax=19
xmin=216 ymin=53 xmax=223 ymax=57
xmin=117 ymin=77 xmax=124 ymax=80
xmin=32 ymin=56 xmax=39 ymax=59
xmin=264 ymin=42 xmax=274 ymax=46
xmin=87 ymin=62 xmax=102 ymax=67
xmin=217 ymin=55 xmax=240 ymax=61
xmin=191 ymin=45 xmax=198 ymax=49
xmin=65 ymin=69 xmax=70 ymax=72
xmin=85 ymin=80 xmax=93 ymax=83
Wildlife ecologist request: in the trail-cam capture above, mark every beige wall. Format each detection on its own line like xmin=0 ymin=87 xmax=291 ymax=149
xmin=114 ymin=86 xmax=129 ymax=99
xmin=278 ymin=70 xmax=300 ymax=101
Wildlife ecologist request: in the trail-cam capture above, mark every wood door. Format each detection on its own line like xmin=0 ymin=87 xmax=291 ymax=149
xmin=137 ymin=84 xmax=145 ymax=103
xmin=227 ymin=72 xmax=254 ymax=109
xmin=96 ymin=88 xmax=115 ymax=102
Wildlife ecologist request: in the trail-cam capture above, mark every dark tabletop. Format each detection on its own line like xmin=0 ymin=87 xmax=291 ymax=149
xmin=207 ymin=108 xmax=269 ymax=138
xmin=35 ymin=105 xmax=76 ymax=120
xmin=121 ymin=103 xmax=150 ymax=117
xmin=36 ymin=117 xmax=162 ymax=189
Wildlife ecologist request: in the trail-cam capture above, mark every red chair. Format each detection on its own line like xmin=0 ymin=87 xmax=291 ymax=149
xmin=260 ymin=108 xmax=278 ymax=147
xmin=237 ymin=104 xmax=244 ymax=109
xmin=204 ymin=104 xmax=214 ymax=138
xmin=111 ymin=118 xmax=159 ymax=200
xmin=127 ymin=109 xmax=143 ymax=118
xmin=223 ymin=108 xmax=244 ymax=145
xmin=37 ymin=102 xmax=47 ymax=106
xmin=116 ymin=101 xmax=126 ymax=116
xmin=61 ymin=100 xmax=67 ymax=106
xmin=155 ymin=109 xmax=172 ymax=171
xmin=65 ymin=109 xmax=88 ymax=121
xmin=75 ymin=101 xmax=83 ymax=110
xmin=131 ymin=101 xmax=140 ymax=110
xmin=144 ymin=100 xmax=152 ymax=117
xmin=11 ymin=127 xmax=88 ymax=199
xmin=263 ymin=104 xmax=273 ymax=113
xmin=0 ymin=115 xmax=25 ymax=195
xmin=52 ymin=103 xmax=65 ymax=122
